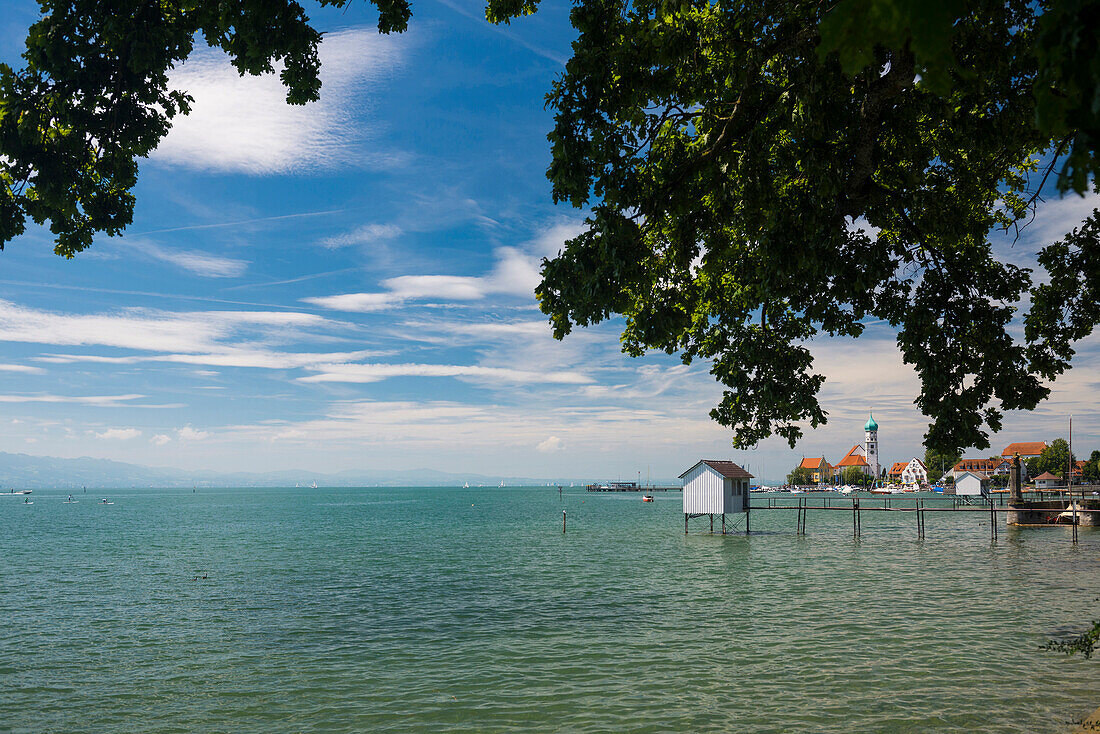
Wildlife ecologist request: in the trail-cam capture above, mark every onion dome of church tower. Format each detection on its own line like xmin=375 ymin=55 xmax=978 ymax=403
xmin=865 ymin=413 xmax=878 ymax=432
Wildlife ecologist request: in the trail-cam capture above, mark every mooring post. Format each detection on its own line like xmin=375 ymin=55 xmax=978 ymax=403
xmin=852 ymin=497 xmax=858 ymax=538
xmin=710 ymin=513 xmax=713 ymax=534
xmin=1072 ymin=501 xmax=1078 ymax=544
xmin=746 ymin=507 xmax=751 ymax=534
xmin=989 ymin=499 xmax=997 ymax=541
xmin=684 ymin=513 xmax=688 ymax=534
xmin=722 ymin=513 xmax=725 ymax=535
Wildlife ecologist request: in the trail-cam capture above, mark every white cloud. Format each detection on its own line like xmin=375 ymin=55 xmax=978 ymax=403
xmin=303 ymin=220 xmax=585 ymax=313
xmin=178 ymin=425 xmax=210 ymax=441
xmin=94 ymin=428 xmax=142 ymax=440
xmin=0 ymin=364 xmax=43 ymax=374
xmin=0 ymin=394 xmax=146 ymax=406
xmin=150 ymin=434 xmax=172 ymax=446
xmin=297 ymin=362 xmax=592 ymax=385
xmin=154 ymin=28 xmax=408 ymax=174
xmin=129 ymin=240 xmax=248 ymax=278
xmin=0 ymin=299 xmax=334 ymax=357
xmin=319 ymin=223 xmax=402 ymax=249
xmin=536 ymin=436 xmax=563 ymax=453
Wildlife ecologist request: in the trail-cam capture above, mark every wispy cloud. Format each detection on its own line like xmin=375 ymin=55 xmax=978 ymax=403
xmin=128 ymin=240 xmax=249 ymax=278
xmin=298 ymin=362 xmax=591 ymax=385
xmin=154 ymin=28 xmax=410 ymax=174
xmin=304 ymin=220 xmax=586 ymax=312
xmin=151 ymin=434 xmax=171 ymax=446
xmin=0 ymin=364 xmax=44 ymax=374
xmin=319 ymin=223 xmax=402 ymax=249
xmin=0 ymin=394 xmax=146 ymax=406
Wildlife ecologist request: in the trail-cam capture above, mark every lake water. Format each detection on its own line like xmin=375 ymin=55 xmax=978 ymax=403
xmin=2 ymin=486 xmax=1098 ymax=732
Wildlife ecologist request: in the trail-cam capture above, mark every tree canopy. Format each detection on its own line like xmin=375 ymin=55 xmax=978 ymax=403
xmin=1036 ymin=437 xmax=1075 ymax=477
xmin=2 ymin=0 xmax=1099 ymax=454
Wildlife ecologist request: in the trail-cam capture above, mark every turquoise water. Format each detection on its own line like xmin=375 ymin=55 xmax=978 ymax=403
xmin=2 ymin=487 xmax=1098 ymax=733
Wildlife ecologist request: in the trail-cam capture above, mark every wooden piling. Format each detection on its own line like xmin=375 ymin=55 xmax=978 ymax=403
xmin=722 ymin=513 xmax=726 ymax=535
xmin=563 ymin=509 xmax=566 ymax=534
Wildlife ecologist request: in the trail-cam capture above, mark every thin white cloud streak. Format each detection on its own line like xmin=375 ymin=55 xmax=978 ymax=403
xmin=128 ymin=208 xmax=346 ymax=236
xmin=0 ymin=364 xmax=44 ymax=374
xmin=0 ymin=299 xmax=331 ymax=355
xmin=318 ymin=223 xmax=402 ymax=249
xmin=432 ymin=0 xmax=568 ymax=65
xmin=304 ymin=220 xmax=586 ymax=312
xmin=39 ymin=349 xmax=387 ymax=371
xmin=227 ymin=399 xmax=726 ymax=449
xmin=128 ymin=240 xmax=249 ymax=278
xmin=298 ymin=362 xmax=592 ymax=385
xmin=151 ymin=434 xmax=171 ymax=446
xmin=155 ymin=28 xmax=409 ymax=174
xmin=0 ymin=394 xmax=146 ymax=406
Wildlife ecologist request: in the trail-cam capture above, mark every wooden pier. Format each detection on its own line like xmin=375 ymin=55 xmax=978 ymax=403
xmin=682 ymin=494 xmax=1100 ymax=542
xmin=586 ymin=483 xmax=680 ymax=492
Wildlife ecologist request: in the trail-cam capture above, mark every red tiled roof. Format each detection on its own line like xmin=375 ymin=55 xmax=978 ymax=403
xmin=837 ymin=454 xmax=869 ymax=468
xmin=957 ymin=470 xmax=989 ymax=481
xmin=680 ymin=460 xmax=753 ymax=479
xmin=1033 ymin=471 xmax=1061 ymax=481
xmin=888 ymin=462 xmax=907 ymax=475
xmin=1002 ymin=442 xmax=1048 ymax=457
xmin=953 ymin=457 xmax=1004 ymax=473
xmin=799 ymin=457 xmax=828 ymax=470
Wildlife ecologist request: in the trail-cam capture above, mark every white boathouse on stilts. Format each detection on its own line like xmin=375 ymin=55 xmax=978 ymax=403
xmin=680 ymin=459 xmax=754 ymax=534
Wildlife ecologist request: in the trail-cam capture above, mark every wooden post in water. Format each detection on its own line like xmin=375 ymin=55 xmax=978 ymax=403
xmin=710 ymin=513 xmax=714 ymax=534
xmin=989 ymin=498 xmax=997 ymax=541
xmin=722 ymin=513 xmax=726 ymax=535
xmin=563 ymin=509 xmax=566 ymax=534
xmin=684 ymin=513 xmax=688 ymax=534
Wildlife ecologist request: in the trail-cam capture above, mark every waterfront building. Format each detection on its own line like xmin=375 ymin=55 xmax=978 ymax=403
xmin=955 ymin=470 xmax=990 ymax=496
xmin=900 ymin=458 xmax=928 ymax=487
xmin=1000 ymin=442 xmax=1047 ymax=460
xmin=836 ymin=445 xmax=871 ymax=477
xmin=798 ymin=457 xmax=832 ymax=484
xmin=887 ymin=461 xmax=907 ymax=483
xmin=1032 ymin=471 xmax=1063 ymax=490
xmin=681 ymin=460 xmax=752 ymax=515
xmin=952 ymin=457 xmax=1011 ymax=479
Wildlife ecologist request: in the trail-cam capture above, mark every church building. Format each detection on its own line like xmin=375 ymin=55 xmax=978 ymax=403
xmin=833 ymin=414 xmax=881 ymax=481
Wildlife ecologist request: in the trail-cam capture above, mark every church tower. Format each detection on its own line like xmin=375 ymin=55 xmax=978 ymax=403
xmin=864 ymin=413 xmax=880 ymax=481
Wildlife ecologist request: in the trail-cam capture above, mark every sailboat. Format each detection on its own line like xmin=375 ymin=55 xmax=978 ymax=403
xmin=463 ymin=481 xmax=469 ymax=488
xmin=499 ymin=480 xmax=505 ymax=488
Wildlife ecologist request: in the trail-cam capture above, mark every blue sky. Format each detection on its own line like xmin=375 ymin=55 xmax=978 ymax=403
xmin=0 ymin=1 xmax=1097 ymax=481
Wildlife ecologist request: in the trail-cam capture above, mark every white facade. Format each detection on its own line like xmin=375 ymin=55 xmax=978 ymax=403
xmin=955 ymin=471 xmax=988 ymax=496
xmin=862 ymin=413 xmax=880 ymax=481
xmin=901 ymin=458 xmax=928 ymax=487
xmin=681 ymin=462 xmax=749 ymax=514
xmin=1034 ymin=473 xmax=1062 ymax=490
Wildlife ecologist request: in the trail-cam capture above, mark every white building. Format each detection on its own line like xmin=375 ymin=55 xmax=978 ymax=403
xmin=680 ymin=460 xmax=753 ymax=515
xmin=1033 ymin=471 xmax=1063 ymax=490
xmin=900 ymin=458 xmax=928 ymax=487
xmin=864 ymin=414 xmax=880 ymax=480
xmin=955 ymin=470 xmax=989 ymax=496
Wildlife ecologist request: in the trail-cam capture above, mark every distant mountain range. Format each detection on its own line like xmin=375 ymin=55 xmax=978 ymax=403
xmin=0 ymin=450 xmax=690 ymax=488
